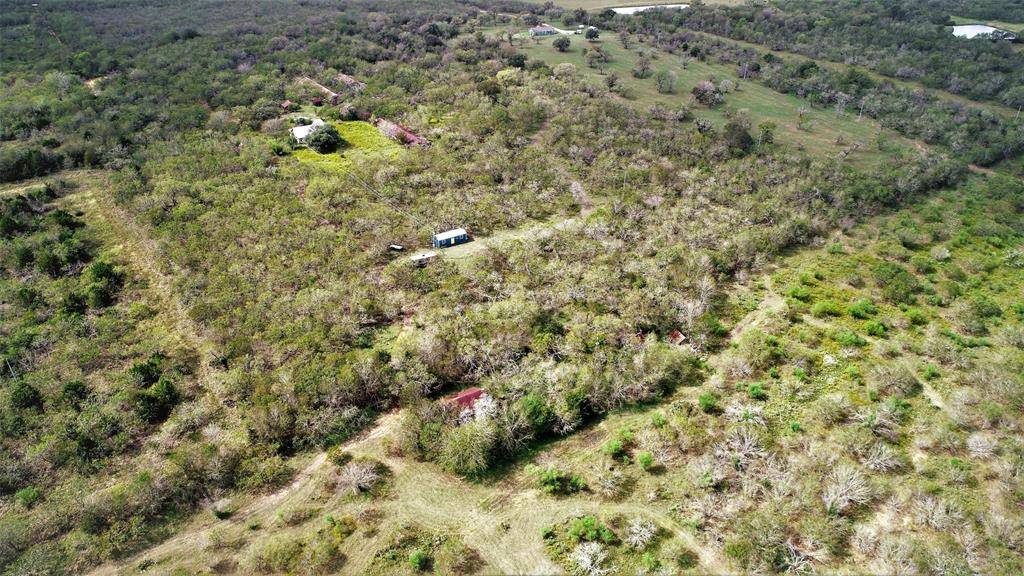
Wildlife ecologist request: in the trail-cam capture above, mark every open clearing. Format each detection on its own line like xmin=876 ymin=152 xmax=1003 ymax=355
xmin=501 ymin=32 xmax=920 ymax=167
xmin=292 ymin=120 xmax=401 ymax=172
xmin=686 ymin=29 xmax=1022 ymax=120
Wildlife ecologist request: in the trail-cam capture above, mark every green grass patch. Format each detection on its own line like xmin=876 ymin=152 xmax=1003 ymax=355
xmin=293 ymin=120 xmax=401 ymax=172
xmin=494 ymin=32 xmax=916 ymax=167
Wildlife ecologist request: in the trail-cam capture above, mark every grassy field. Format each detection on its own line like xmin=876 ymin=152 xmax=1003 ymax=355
xmin=689 ymin=30 xmax=1022 ymax=120
xmin=504 ymin=31 xmax=919 ymax=167
xmin=292 ymin=120 xmax=402 ymax=172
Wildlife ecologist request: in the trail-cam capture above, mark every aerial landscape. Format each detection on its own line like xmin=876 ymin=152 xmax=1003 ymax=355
xmin=2 ymin=0 xmax=1024 ymax=574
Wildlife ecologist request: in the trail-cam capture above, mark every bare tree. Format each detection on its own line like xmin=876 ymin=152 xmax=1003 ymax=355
xmin=335 ymin=461 xmax=380 ymax=495
xmin=569 ymin=542 xmax=612 ymax=576
xmin=625 ymin=517 xmax=657 ymax=550
xmin=821 ymin=464 xmax=871 ymax=514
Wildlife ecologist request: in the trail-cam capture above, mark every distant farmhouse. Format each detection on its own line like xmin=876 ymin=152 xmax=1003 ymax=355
xmin=432 ymin=228 xmax=470 ymax=248
xmin=951 ymin=24 xmax=1018 ymax=41
xmin=375 ymin=118 xmax=429 ymax=146
xmin=290 ymin=118 xmax=325 ymax=143
xmin=529 ymin=24 xmax=560 ymax=37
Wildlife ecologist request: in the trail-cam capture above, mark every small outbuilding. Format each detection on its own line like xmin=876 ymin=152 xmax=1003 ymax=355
xmin=374 ymin=118 xmax=429 ymax=146
xmin=410 ymin=251 xmax=437 ymax=266
xmin=432 ymin=228 xmax=470 ymax=248
xmin=449 ymin=387 xmax=484 ymax=410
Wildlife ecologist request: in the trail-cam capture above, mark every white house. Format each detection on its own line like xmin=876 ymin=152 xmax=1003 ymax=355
xmin=290 ymin=118 xmax=325 ymax=143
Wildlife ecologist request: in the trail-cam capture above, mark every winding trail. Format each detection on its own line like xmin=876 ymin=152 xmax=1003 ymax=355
xmin=62 ymin=180 xmax=230 ymax=407
xmin=87 ymin=413 xmax=402 ymax=576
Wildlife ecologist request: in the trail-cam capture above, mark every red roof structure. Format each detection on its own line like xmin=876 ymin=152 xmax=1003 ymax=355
xmin=280 ymin=100 xmax=293 ymax=109
xmin=374 ymin=118 xmax=430 ymax=147
xmin=449 ymin=387 xmax=484 ymax=410
xmin=668 ymin=330 xmax=686 ymax=345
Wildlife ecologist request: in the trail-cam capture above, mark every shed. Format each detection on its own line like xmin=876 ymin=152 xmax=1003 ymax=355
xmin=432 ymin=228 xmax=470 ymax=248
xmin=281 ymin=99 xmax=293 ymax=110
xmin=290 ymin=118 xmax=325 ymax=143
xmin=410 ymin=251 xmax=437 ymax=266
xmin=449 ymin=387 xmax=484 ymax=410
xmin=374 ymin=118 xmax=429 ymax=146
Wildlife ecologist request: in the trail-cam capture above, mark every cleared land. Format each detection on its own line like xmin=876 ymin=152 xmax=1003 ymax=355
xmin=502 ymin=31 xmax=920 ymax=167
xmin=291 ymin=120 xmax=402 ymax=172
xmin=689 ymin=29 xmax=1022 ymax=120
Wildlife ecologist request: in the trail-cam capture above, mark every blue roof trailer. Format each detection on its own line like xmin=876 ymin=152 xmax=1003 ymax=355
xmin=432 ymin=228 xmax=470 ymax=248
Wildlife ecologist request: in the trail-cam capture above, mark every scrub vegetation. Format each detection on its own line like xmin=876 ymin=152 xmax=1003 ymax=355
xmin=1 ymin=0 xmax=1023 ymax=574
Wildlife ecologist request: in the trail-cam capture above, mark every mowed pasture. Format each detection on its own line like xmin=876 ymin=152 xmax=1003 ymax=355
xmin=292 ymin=120 xmax=402 ymax=172
xmin=502 ymin=31 xmax=921 ymax=167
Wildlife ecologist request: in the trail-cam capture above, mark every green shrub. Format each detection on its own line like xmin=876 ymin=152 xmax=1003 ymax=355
xmin=811 ymin=300 xmax=841 ymax=317
xmin=847 ymin=299 xmax=878 ymax=319
xmin=864 ymin=320 xmax=886 ymax=337
xmin=833 ymin=329 xmax=866 ymax=347
xmin=306 ymin=124 xmax=345 ymax=153
xmin=872 ymin=262 xmax=920 ymax=304
xmin=602 ymin=439 xmax=625 ymax=458
xmin=786 ymin=285 xmax=812 ymax=302
xmin=518 ymin=393 xmax=555 ymax=432
xmin=438 ymin=423 xmax=495 ymax=477
xmin=905 ymin=308 xmax=928 ymax=325
xmin=910 ymin=255 xmax=935 ymax=274
xmin=9 ymin=381 xmax=42 ymax=410
xmin=567 ymin=515 xmax=615 ymax=544
xmin=136 ymin=377 xmax=179 ymax=424
xmin=637 ymin=451 xmax=654 ymax=470
xmin=408 ymin=548 xmax=430 ymax=571
xmin=799 ymin=271 xmax=822 ymax=285
xmin=15 ymin=486 xmax=40 ymax=508
xmin=534 ymin=467 xmax=586 ymax=495
xmin=698 ymin=392 xmax=718 ymax=413
xmin=747 ymin=383 xmax=767 ymax=400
